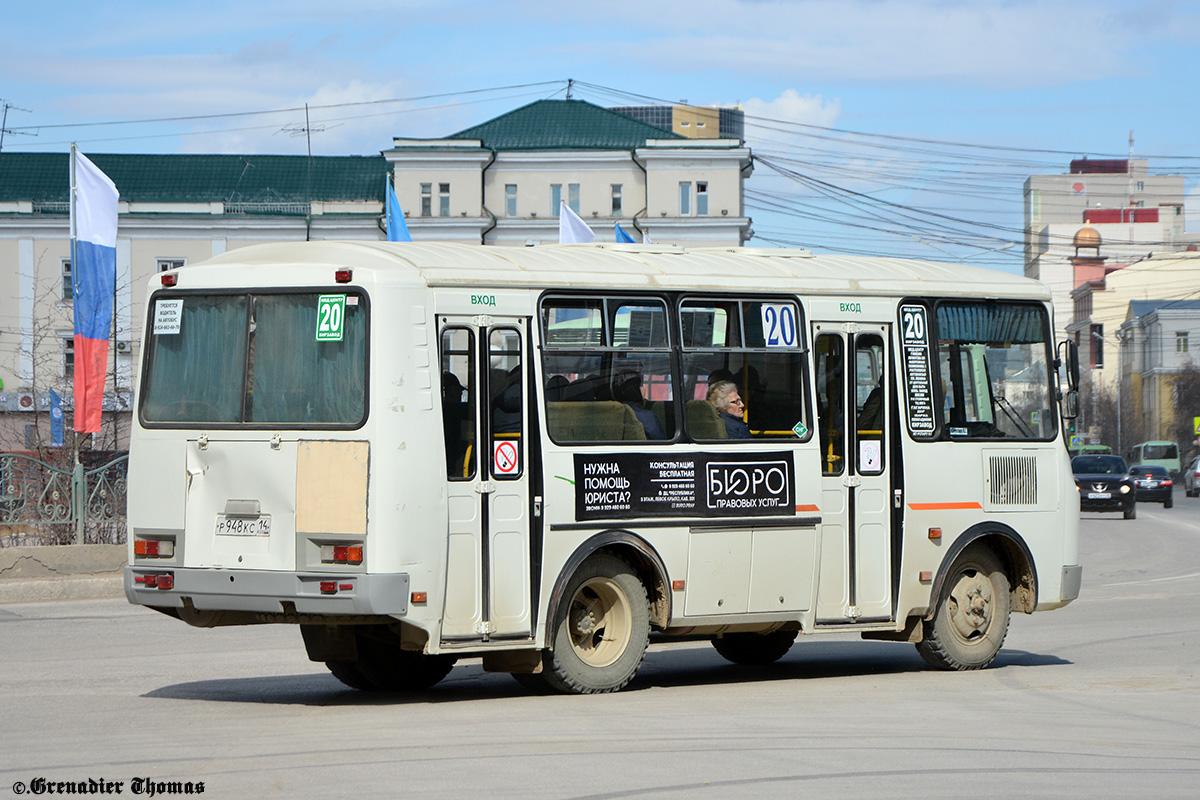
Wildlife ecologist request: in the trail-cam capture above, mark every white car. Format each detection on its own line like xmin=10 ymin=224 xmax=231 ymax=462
xmin=1186 ymin=456 xmax=1200 ymax=498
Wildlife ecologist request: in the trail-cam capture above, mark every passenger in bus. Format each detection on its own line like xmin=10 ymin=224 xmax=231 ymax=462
xmin=859 ymin=378 xmax=884 ymax=432
xmin=441 ymin=372 xmax=469 ymax=474
xmin=707 ymin=380 xmax=750 ymax=439
xmin=613 ymin=372 xmax=668 ymax=440
xmin=492 ymin=369 xmax=523 ymax=433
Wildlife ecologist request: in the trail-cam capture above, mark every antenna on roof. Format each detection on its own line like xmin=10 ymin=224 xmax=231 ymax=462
xmin=566 ymin=78 xmax=574 ymax=100
xmin=0 ymin=100 xmax=33 ymax=153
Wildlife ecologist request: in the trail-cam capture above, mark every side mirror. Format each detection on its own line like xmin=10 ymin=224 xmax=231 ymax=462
xmin=1058 ymin=340 xmax=1080 ymax=390
xmin=1061 ymin=389 xmax=1079 ymax=420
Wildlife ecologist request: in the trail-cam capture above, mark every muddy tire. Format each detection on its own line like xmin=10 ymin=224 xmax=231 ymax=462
xmin=916 ymin=546 xmax=1011 ymax=671
xmin=711 ymin=630 xmax=798 ymax=665
xmin=542 ymin=554 xmax=650 ymax=694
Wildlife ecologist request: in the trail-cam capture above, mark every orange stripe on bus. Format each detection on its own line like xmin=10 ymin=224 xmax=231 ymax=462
xmin=795 ymin=504 xmax=820 ymax=513
xmin=907 ymin=502 xmax=983 ymax=510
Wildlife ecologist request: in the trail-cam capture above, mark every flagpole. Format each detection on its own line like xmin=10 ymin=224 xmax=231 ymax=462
xmin=69 ymin=143 xmax=85 ymax=543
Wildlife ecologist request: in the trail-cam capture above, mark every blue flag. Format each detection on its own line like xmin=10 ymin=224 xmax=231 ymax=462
xmin=386 ymin=181 xmax=411 ymax=242
xmin=614 ymin=222 xmax=636 ymax=243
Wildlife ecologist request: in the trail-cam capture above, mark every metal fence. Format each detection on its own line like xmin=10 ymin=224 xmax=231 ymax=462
xmin=0 ymin=453 xmax=128 ymax=546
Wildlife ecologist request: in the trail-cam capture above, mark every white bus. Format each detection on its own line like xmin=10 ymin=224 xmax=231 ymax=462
xmin=126 ymin=242 xmax=1083 ymax=694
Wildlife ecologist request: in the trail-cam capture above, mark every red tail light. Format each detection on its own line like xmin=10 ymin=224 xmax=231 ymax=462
xmin=320 ymin=581 xmax=338 ymax=595
xmin=320 ymin=543 xmax=363 ymax=564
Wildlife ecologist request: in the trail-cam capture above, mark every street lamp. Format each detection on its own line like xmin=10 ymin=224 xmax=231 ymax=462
xmin=1114 ymin=328 xmax=1129 ymax=455
xmin=1090 ymin=329 xmax=1105 ymax=443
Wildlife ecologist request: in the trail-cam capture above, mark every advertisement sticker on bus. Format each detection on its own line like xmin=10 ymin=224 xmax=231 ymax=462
xmin=573 ymin=452 xmax=794 ymax=520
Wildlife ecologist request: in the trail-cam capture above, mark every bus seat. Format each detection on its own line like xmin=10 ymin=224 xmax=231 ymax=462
xmin=648 ymin=401 xmax=673 ymax=436
xmin=685 ymin=400 xmax=727 ymax=440
xmin=547 ymin=401 xmax=647 ymax=441
xmin=545 ymin=375 xmax=569 ymax=402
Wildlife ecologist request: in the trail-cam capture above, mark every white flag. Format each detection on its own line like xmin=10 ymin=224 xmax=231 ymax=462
xmin=558 ymin=201 xmax=595 ymax=244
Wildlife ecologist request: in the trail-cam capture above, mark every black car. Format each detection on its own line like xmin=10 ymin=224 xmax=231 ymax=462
xmin=1072 ymin=455 xmax=1137 ymax=519
xmin=1128 ymin=464 xmax=1174 ymax=508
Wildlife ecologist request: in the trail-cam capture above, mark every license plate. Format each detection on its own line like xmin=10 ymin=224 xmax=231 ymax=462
xmin=1142 ymin=481 xmax=1158 ymax=488
xmin=1087 ymin=492 xmax=1111 ymax=500
xmin=215 ymin=514 xmax=271 ymax=536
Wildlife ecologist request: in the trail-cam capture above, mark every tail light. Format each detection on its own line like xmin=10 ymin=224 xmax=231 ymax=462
xmin=134 ymin=538 xmax=174 ymax=558
xmin=133 ymin=572 xmax=173 ymax=590
xmin=320 ymin=543 xmax=363 ymax=564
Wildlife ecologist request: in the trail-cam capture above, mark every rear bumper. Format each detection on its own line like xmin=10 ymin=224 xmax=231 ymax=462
xmin=125 ymin=566 xmax=409 ymax=616
xmin=1061 ymin=564 xmax=1083 ymax=601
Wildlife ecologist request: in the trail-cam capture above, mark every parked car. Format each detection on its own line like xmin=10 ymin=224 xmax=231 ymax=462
xmin=1072 ymin=455 xmax=1136 ymax=519
xmin=1185 ymin=456 xmax=1200 ymax=498
xmin=1128 ymin=464 xmax=1174 ymax=508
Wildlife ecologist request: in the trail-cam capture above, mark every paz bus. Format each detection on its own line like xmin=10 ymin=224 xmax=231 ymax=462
xmin=1126 ymin=441 xmax=1181 ymax=477
xmin=125 ymin=242 xmax=1083 ymax=694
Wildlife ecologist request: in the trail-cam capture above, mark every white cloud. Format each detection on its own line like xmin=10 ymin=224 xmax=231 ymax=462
xmin=743 ymin=90 xmax=841 ymax=129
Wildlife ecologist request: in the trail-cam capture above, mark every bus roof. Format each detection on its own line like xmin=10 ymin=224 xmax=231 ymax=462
xmin=186 ymin=241 xmax=1051 ymax=301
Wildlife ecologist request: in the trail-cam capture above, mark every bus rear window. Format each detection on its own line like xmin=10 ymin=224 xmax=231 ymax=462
xmin=140 ymin=291 xmax=367 ymax=427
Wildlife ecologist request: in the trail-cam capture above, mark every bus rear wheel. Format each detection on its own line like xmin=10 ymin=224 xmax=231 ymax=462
xmin=711 ymin=629 xmax=798 ymax=665
xmin=916 ymin=546 xmax=1010 ymax=671
xmin=326 ymin=659 xmax=377 ymax=691
xmin=543 ymin=554 xmax=650 ymax=694
xmin=327 ymin=630 xmax=456 ymax=691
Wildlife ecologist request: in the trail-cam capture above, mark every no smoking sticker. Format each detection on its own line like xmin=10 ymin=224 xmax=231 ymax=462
xmin=493 ymin=440 xmax=519 ymax=474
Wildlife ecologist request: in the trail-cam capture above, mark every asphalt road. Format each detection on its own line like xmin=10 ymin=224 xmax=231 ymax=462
xmin=3 ymin=491 xmax=1199 ymax=799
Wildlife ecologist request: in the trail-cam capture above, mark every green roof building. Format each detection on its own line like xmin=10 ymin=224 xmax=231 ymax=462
xmin=0 ymin=98 xmax=751 ymax=445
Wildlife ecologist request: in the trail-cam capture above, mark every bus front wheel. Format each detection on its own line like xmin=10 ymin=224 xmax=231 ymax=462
xmin=916 ymin=546 xmax=1011 ymax=671
xmin=543 ymin=554 xmax=650 ymax=694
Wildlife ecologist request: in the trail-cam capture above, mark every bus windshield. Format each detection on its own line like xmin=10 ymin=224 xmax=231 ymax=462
xmin=936 ymin=301 xmax=1055 ymax=440
xmin=139 ymin=291 xmax=367 ymax=426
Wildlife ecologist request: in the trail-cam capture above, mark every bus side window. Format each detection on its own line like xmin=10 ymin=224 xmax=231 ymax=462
xmin=489 ymin=328 xmax=523 ymax=478
xmin=441 ymin=327 xmax=476 ymax=480
xmin=815 ymin=333 xmax=845 ymax=475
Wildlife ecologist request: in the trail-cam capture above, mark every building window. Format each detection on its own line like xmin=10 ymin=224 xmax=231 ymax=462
xmin=611 ymin=184 xmax=623 ymax=217
xmin=439 ymin=183 xmax=450 ymax=217
xmin=1177 ymin=331 xmax=1190 ymax=353
xmin=568 ymin=183 xmax=580 ymax=214
xmin=61 ymin=334 xmax=75 ymax=380
xmin=61 ymin=259 xmax=73 ymax=301
xmin=1091 ymin=324 xmax=1104 ymax=369
xmin=1137 ymin=181 xmax=1145 ymax=191
xmin=420 ymin=183 xmax=432 ymax=217
xmin=505 ymin=184 xmax=517 ymax=218
xmin=156 ymin=258 xmax=185 ymax=273
xmin=551 ymin=184 xmax=562 ymax=216
xmin=697 ymin=182 xmax=708 ymax=216
xmin=679 ymin=182 xmax=691 ymax=216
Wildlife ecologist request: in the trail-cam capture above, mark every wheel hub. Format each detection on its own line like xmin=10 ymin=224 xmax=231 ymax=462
xmin=948 ymin=571 xmax=992 ymax=641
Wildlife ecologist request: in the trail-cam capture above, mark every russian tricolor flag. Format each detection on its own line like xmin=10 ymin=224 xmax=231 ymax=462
xmin=70 ymin=148 xmax=118 ymax=434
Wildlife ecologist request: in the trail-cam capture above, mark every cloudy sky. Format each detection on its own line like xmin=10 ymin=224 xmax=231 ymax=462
xmin=4 ymin=0 xmax=1198 ymax=262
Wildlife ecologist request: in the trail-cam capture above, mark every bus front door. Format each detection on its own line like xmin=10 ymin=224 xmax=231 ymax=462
xmin=439 ymin=317 xmax=534 ymax=642
xmin=812 ymin=322 xmax=895 ymax=624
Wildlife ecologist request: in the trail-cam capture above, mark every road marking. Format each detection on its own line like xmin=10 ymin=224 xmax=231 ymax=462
xmin=1102 ymin=571 xmax=1200 ymax=588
